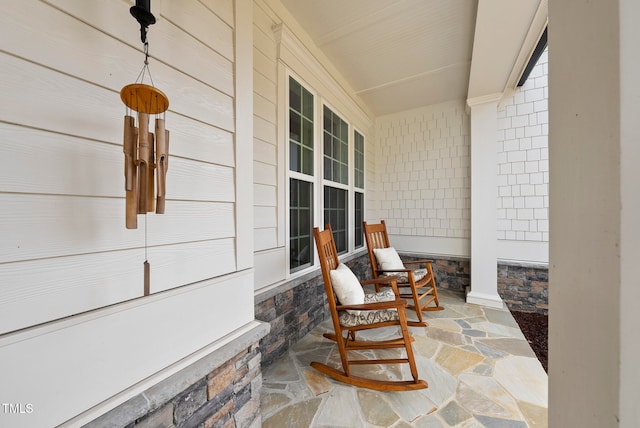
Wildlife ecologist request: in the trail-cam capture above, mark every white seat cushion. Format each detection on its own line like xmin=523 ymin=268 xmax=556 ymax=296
xmin=330 ymin=263 xmax=365 ymax=314
xmin=373 ymin=247 xmax=405 ymax=271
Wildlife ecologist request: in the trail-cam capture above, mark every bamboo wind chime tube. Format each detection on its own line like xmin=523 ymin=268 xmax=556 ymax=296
xmin=147 ymin=130 xmax=155 ymax=212
xmin=155 ymin=118 xmax=169 ymax=214
xmin=137 ymin=112 xmax=151 ymax=214
xmin=124 ymin=115 xmax=139 ymax=229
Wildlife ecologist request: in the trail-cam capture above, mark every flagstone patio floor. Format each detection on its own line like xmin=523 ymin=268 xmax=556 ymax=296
xmin=260 ymin=289 xmax=548 ymax=427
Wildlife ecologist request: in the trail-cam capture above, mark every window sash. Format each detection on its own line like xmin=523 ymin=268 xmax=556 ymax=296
xmin=289 ymin=77 xmax=314 ymax=175
xmin=290 ymin=178 xmax=313 ymax=271
xmin=323 ymin=186 xmax=348 ymax=254
xmin=354 ymin=191 xmax=364 ymax=248
xmin=323 ymin=106 xmax=349 ymax=185
xmin=354 ymin=130 xmax=365 ymax=189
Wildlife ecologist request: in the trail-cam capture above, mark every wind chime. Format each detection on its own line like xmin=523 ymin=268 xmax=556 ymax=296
xmin=120 ymin=0 xmax=169 ymax=295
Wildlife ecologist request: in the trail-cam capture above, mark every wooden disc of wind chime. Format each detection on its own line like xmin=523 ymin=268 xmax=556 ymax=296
xmin=121 ymin=0 xmax=169 ymax=295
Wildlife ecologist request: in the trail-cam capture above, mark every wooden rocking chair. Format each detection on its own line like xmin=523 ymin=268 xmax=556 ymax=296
xmin=363 ymin=220 xmax=444 ymax=327
xmin=311 ymin=225 xmax=427 ymax=391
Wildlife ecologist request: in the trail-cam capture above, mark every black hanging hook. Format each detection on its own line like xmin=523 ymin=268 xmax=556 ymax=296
xmin=130 ymin=0 xmax=156 ymax=44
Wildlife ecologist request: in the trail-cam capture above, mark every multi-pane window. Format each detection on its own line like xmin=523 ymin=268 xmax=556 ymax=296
xmin=287 ymin=76 xmax=365 ymax=270
xmin=289 ymin=78 xmax=314 ymax=271
xmin=323 ymin=106 xmax=349 ymax=185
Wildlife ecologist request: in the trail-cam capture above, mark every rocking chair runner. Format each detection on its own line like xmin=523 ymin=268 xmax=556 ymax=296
xmin=311 ymin=225 xmax=427 ymax=391
xmin=363 ymin=220 xmax=444 ymax=327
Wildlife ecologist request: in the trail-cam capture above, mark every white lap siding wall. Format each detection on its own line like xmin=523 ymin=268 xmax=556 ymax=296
xmin=0 ymin=1 xmax=256 ymax=426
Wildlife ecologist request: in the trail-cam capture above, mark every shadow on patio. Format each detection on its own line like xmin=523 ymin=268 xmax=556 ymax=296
xmin=260 ymin=289 xmax=547 ymax=427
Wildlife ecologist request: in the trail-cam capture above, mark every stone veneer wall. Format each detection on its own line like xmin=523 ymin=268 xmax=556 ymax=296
xmin=255 ymin=274 xmax=327 ymax=368
xmin=497 ymin=261 xmax=549 ymax=314
xmin=256 ymin=253 xmax=548 ymax=369
xmin=84 ymin=325 xmax=268 ymax=428
xmin=402 ymin=254 xmax=471 ymax=292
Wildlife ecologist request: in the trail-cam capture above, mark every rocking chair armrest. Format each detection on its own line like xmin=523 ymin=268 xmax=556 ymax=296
xmin=403 ymin=259 xmax=434 ymax=265
xmin=360 ymin=277 xmax=400 ymax=286
xmin=376 ymin=268 xmax=411 ymax=275
xmin=360 ymin=276 xmax=402 ymax=296
xmin=336 ymin=299 xmax=407 ymax=312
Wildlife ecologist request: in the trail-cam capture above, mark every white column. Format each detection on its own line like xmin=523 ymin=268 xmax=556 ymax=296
xmin=465 ymin=94 xmax=503 ymax=309
xmin=234 ymin=0 xmax=254 ymax=270
xmin=549 ymin=0 xmax=640 ymax=426
xmin=619 ymin=1 xmax=640 ymax=426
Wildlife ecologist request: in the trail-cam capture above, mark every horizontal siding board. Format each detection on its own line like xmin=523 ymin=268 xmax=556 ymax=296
xmin=253 ymin=46 xmax=277 ymax=83
xmin=0 ymin=195 xmax=234 ymax=263
xmin=254 ymin=90 xmax=276 ymax=123
xmin=254 ymin=160 xmax=276 ymax=186
xmin=149 ymin=239 xmax=237 ymax=293
xmin=162 ymin=0 xmax=234 ymax=61
xmin=254 ymin=183 xmax=276 ymax=206
xmin=253 ymin=114 xmax=276 ymax=143
xmin=167 ymin=113 xmax=235 ymax=167
xmin=168 ymin=157 xmax=236 ymax=202
xmin=254 ymin=206 xmax=276 ymax=229
xmin=0 ymin=125 xmax=122 ymax=197
xmin=254 ymin=70 xmax=277 ymax=101
xmin=199 ymin=0 xmax=235 ymax=27
xmin=254 ymin=248 xmax=286 ymax=290
xmin=254 ymin=138 xmax=277 ymax=165
xmin=253 ymin=28 xmax=277 ymax=61
xmin=254 ymin=227 xmax=277 ymax=252
xmin=0 ymin=249 xmax=144 ymax=334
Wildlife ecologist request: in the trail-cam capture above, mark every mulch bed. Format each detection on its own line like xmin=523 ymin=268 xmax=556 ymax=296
xmin=510 ymin=311 xmax=548 ymax=373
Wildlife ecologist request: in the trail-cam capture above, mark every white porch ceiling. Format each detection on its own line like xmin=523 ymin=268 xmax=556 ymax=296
xmin=280 ymin=0 xmax=546 ymax=117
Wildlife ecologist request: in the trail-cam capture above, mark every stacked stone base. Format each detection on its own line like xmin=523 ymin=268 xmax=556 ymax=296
xmin=497 ymin=261 xmax=549 ymax=314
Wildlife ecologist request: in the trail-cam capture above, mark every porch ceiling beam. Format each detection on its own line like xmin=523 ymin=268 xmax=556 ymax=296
xmin=468 ymin=0 xmax=547 ymax=100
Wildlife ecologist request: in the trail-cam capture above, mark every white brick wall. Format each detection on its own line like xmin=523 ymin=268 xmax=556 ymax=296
xmin=497 ymin=48 xmax=549 ymax=242
xmin=375 ymin=100 xmax=471 ymax=239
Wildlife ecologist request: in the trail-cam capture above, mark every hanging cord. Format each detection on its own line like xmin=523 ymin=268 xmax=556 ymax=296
xmin=134 ymin=42 xmax=156 ymax=87
xmin=144 ymin=212 xmax=148 ymax=262
xmin=143 ymin=212 xmax=150 ymax=296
